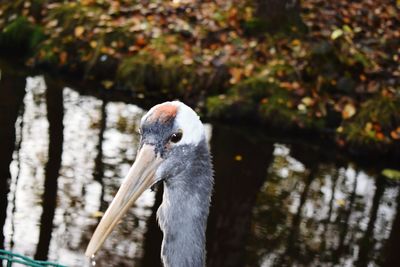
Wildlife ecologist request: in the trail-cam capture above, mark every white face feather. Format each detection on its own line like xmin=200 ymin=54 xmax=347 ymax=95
xmin=141 ymin=101 xmax=205 ymax=146
xmin=171 ymin=101 xmax=205 ymax=145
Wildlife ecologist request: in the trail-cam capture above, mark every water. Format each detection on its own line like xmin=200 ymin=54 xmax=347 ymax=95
xmin=0 ymin=64 xmax=399 ymax=267
xmin=91 ymin=255 xmax=96 ymax=266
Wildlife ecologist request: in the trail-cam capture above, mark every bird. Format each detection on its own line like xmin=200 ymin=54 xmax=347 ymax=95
xmin=85 ymin=101 xmax=214 ymax=267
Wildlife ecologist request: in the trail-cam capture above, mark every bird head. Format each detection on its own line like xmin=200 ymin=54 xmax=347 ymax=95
xmin=85 ymin=101 xmax=206 ymax=257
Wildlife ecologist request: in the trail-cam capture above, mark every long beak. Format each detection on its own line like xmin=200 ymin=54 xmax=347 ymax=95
xmin=85 ymin=144 xmax=162 ymax=257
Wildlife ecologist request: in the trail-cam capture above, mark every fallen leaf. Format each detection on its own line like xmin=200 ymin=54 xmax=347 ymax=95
xmin=91 ymin=211 xmax=104 ymax=218
xmin=291 ymin=39 xmax=301 ymax=46
xmin=183 ymin=58 xmax=193 ymax=65
xmin=229 ymin=67 xmax=243 ymax=84
xmin=390 ymin=130 xmax=399 ymax=139
xmin=297 ymin=103 xmax=306 ymax=111
xmin=234 ymin=155 xmax=242 ymax=161
xmin=101 ymin=80 xmax=114 ymax=89
xmin=337 ymin=138 xmax=346 ymax=147
xmin=301 ymin=97 xmax=314 ymax=106
xmin=74 ymin=26 xmax=85 ymax=38
xmin=343 ymin=25 xmax=352 ymax=33
xmin=47 ymin=19 xmax=58 ymax=28
xmin=59 ymin=51 xmax=67 ymax=65
xmin=342 ymin=103 xmax=356 ymax=119
xmin=90 ymin=40 xmax=97 ymax=48
xmin=331 ymin=29 xmax=344 ymax=40
xmin=244 ymin=63 xmax=254 ymax=77
xmin=364 ymin=122 xmax=373 ymax=132
xmin=280 ymin=81 xmax=300 ymax=90
xmin=135 ymin=35 xmax=146 ymax=47
xmin=336 ymin=199 xmax=346 ymax=207
xmin=376 ymin=132 xmax=385 ymax=140
xmin=382 ymin=169 xmax=400 ymax=180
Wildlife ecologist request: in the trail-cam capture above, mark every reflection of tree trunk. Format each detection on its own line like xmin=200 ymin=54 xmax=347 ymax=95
xmin=34 ymin=79 xmax=64 ymax=260
xmin=9 ymin=105 xmax=24 ymax=250
xmin=206 ymin=125 xmax=274 ymax=267
xmin=93 ymin=98 xmax=108 ymax=213
xmin=334 ymin=171 xmax=358 ymax=263
xmin=382 ymin=189 xmax=400 ymax=267
xmin=356 ymin=176 xmax=385 ymax=267
xmin=277 ymin=167 xmax=316 ymax=266
xmin=139 ymin=186 xmax=163 ymax=267
xmin=326 ymin=171 xmax=338 ymax=225
xmin=322 ymin=170 xmax=338 ymax=246
xmin=0 ymin=69 xmax=26 ymax=251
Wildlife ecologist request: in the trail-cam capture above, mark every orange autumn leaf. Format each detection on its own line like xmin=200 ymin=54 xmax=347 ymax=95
xmin=74 ymin=26 xmax=85 ymax=38
xmin=390 ymin=130 xmax=400 ymax=140
xmin=376 ymin=132 xmax=385 ymax=140
xmin=90 ymin=40 xmax=97 ymax=48
xmin=59 ymin=51 xmax=67 ymax=65
xmin=229 ymin=67 xmax=243 ymax=84
xmin=280 ymin=81 xmax=300 ymax=90
xmin=291 ymin=39 xmax=301 ymax=46
xmin=280 ymin=82 xmax=292 ymax=89
xmin=135 ymin=35 xmax=147 ymax=47
xmin=342 ymin=103 xmax=356 ymax=119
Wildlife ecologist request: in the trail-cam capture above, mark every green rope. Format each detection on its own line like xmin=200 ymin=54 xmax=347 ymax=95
xmin=0 ymin=249 xmax=67 ymax=267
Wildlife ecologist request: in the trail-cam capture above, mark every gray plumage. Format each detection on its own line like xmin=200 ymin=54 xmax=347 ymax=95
xmin=84 ymin=102 xmax=213 ymax=266
xmin=140 ymin=108 xmax=214 ymax=267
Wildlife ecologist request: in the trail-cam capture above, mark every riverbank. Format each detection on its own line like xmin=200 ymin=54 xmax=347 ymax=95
xmin=0 ymin=0 xmax=399 ymax=157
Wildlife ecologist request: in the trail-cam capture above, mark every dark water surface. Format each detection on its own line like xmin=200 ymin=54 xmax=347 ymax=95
xmin=0 ymin=63 xmax=399 ymax=267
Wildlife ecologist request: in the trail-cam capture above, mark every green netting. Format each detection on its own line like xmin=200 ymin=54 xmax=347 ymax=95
xmin=0 ymin=249 xmax=67 ymax=267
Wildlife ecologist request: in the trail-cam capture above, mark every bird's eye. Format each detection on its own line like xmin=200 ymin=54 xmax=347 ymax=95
xmin=170 ymin=131 xmax=183 ymax=143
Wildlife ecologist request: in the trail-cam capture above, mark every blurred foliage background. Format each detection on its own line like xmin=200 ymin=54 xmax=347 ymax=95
xmin=0 ymin=0 xmax=399 ymax=155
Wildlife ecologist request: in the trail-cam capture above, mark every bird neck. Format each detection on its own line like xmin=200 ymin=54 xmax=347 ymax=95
xmin=157 ymin=141 xmax=213 ymax=267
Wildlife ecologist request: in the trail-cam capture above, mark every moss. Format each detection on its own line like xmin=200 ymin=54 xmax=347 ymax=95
xmin=117 ymin=52 xmax=197 ymax=95
xmin=0 ymin=16 xmax=45 ymax=56
xmin=117 ymin=47 xmax=229 ymax=99
xmin=207 ymin=77 xmax=285 ymax=121
xmin=259 ymin=91 xmax=295 ymax=127
xmin=357 ymin=94 xmax=400 ymax=126
xmin=206 ymin=74 xmax=326 ymax=130
xmin=206 ymin=95 xmax=236 ymax=118
xmin=206 ymin=77 xmax=275 ymax=119
xmin=117 ymin=53 xmax=156 ymax=92
xmin=342 ymin=93 xmax=400 ymax=146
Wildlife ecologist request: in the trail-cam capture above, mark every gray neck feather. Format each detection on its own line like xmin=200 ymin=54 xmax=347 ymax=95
xmin=157 ymin=139 xmax=213 ymax=267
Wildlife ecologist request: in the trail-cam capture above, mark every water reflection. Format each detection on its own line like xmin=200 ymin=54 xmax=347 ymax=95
xmin=35 ymin=78 xmax=64 ymax=260
xmin=249 ymin=149 xmax=398 ymax=267
xmin=140 ymin=187 xmax=163 ymax=267
xmin=0 ymin=70 xmax=399 ymax=267
xmin=92 ymin=97 xmax=107 ymax=213
xmin=383 ymin=191 xmax=400 ymax=267
xmin=0 ymin=64 xmax=26 ymax=258
xmin=206 ymin=126 xmax=274 ymax=267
